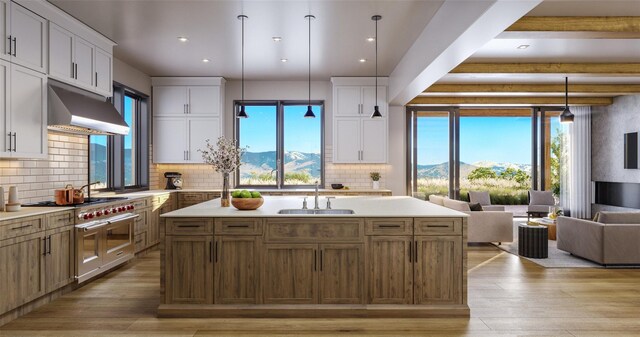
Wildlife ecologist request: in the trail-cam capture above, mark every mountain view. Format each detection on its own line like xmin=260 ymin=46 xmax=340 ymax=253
xmin=90 ymin=143 xmax=134 ymax=186
xmin=240 ymin=151 xmax=321 ymax=179
xmin=417 ymin=161 xmax=532 ymax=179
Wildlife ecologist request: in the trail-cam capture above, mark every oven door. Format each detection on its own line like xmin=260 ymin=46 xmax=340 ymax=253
xmin=103 ymin=214 xmax=136 ymax=266
xmin=76 ymin=221 xmax=107 ymax=281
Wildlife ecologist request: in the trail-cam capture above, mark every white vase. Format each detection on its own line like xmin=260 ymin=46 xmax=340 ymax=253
xmin=372 ymin=181 xmax=380 ymax=190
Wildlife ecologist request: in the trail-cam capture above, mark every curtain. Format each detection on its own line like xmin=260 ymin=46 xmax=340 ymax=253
xmin=561 ymin=106 xmax=591 ymax=219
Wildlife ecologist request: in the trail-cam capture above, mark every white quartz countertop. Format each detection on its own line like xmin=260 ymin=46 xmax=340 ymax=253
xmin=97 ymin=188 xmax=392 ymax=199
xmin=0 ymin=206 xmax=75 ymax=221
xmin=161 ymin=196 xmax=467 ymax=218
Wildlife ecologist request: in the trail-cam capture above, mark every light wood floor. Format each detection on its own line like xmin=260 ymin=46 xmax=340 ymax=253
xmin=1 ymin=245 xmax=639 ymax=337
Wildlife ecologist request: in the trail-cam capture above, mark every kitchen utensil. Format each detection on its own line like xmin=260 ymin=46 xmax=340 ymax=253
xmin=331 ymin=184 xmax=344 ymax=190
xmin=231 ymin=197 xmax=264 ymax=210
xmin=164 ymin=172 xmax=182 ymax=190
xmin=55 ymin=187 xmax=74 ymax=205
xmin=69 ymin=182 xmax=101 ymax=204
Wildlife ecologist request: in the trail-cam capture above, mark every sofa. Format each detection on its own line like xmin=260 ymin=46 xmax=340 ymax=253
xmin=557 ymin=212 xmax=640 ymax=265
xmin=428 ymin=195 xmax=513 ymax=244
xmin=468 ymin=191 xmax=505 ymax=212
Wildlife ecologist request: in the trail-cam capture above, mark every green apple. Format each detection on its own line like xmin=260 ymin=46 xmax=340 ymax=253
xmin=251 ymin=191 xmax=261 ymax=198
xmin=240 ymin=190 xmax=252 ymax=198
xmin=231 ymin=190 xmax=241 ymax=198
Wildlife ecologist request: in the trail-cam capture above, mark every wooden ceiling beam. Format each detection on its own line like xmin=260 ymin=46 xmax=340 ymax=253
xmin=408 ymin=96 xmax=612 ymax=106
xmin=424 ymin=84 xmax=640 ymax=94
xmin=507 ymin=16 xmax=640 ymax=33
xmin=451 ymin=63 xmax=640 ymax=75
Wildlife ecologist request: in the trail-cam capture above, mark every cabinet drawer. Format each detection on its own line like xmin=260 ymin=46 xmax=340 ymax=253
xmin=0 ymin=216 xmax=45 ymax=240
xmin=134 ymin=232 xmax=147 ymax=252
xmin=131 ymin=198 xmax=149 ymax=209
xmin=179 ymin=193 xmax=205 ymax=202
xmin=46 ymin=210 xmax=75 ymax=230
xmin=134 ymin=211 xmax=148 ymax=234
xmin=265 ymin=219 xmax=364 ymax=242
xmin=365 ymin=218 xmax=413 ymax=235
xmin=414 ymin=218 xmax=462 ymax=235
xmin=215 ymin=218 xmax=262 ymax=235
xmin=166 ymin=219 xmax=213 ymax=235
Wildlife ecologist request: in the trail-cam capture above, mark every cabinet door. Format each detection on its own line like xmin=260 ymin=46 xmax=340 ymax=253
xmin=263 ymin=244 xmax=317 ymax=304
xmin=148 ymin=207 xmax=160 ymax=245
xmin=165 ymin=235 xmax=213 ymax=304
xmin=10 ymin=64 xmax=46 ymax=159
xmin=367 ymin=236 xmax=413 ymax=304
xmin=188 ymin=86 xmax=220 ymax=116
xmin=48 ymin=23 xmax=74 ymax=81
xmin=94 ymin=48 xmax=112 ymax=95
xmin=187 ymin=117 xmax=220 ymax=163
xmin=215 ymin=236 xmax=260 ymax=304
xmin=362 ymin=86 xmax=387 ymax=118
xmin=0 ymin=0 xmax=8 ymax=60
xmin=361 ymin=118 xmax=387 ymax=163
xmin=414 ymin=236 xmax=462 ymax=305
xmin=45 ymin=226 xmax=75 ymax=292
xmin=153 ymin=86 xmax=187 ymax=116
xmin=9 ymin=3 xmax=46 ymax=73
xmin=318 ymin=244 xmax=364 ymax=304
xmin=153 ymin=117 xmax=186 ymax=163
xmin=333 ymin=118 xmax=361 ymax=163
xmin=0 ymin=59 xmax=9 ymax=157
xmin=335 ymin=86 xmax=362 ymax=116
xmin=74 ymin=36 xmax=94 ymax=88
xmin=0 ymin=234 xmax=46 ymax=313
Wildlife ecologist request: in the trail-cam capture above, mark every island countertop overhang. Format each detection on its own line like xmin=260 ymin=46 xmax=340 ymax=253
xmin=160 ymin=196 xmax=468 ymax=218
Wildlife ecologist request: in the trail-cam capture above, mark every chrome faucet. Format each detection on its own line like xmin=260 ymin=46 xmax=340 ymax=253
xmin=326 ymin=197 xmax=335 ymax=209
xmin=302 ymin=197 xmax=308 ymax=209
xmin=314 ymin=181 xmax=320 ymax=210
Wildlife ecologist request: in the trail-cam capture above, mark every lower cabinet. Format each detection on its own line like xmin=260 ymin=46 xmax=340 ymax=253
xmin=262 ymin=243 xmax=364 ymax=305
xmin=0 ymin=233 xmax=46 ymax=314
xmin=165 ymin=235 xmax=213 ymax=304
xmin=414 ymin=236 xmax=462 ymax=305
xmin=44 ymin=226 xmax=75 ymax=292
xmin=367 ymin=236 xmax=413 ymax=304
xmin=214 ymin=236 xmax=261 ymax=304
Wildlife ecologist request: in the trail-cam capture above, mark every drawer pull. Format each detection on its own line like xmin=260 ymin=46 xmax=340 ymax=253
xmin=426 ymin=225 xmax=450 ymax=228
xmin=11 ymin=224 xmax=33 ymax=231
xmin=117 ymin=251 xmax=124 ymax=256
xmin=227 ymin=224 xmax=250 ymax=228
xmin=378 ymin=224 xmax=401 ymax=228
xmin=177 ymin=225 xmax=201 ymax=228
xmin=135 ymin=239 xmax=143 ymax=244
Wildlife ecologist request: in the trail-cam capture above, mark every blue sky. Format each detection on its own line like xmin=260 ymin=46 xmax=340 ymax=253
xmin=417 ymin=116 xmax=540 ymax=165
xmin=239 ymin=105 xmax=322 ymax=153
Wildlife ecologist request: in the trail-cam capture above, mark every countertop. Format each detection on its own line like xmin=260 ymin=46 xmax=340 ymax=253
xmin=96 ymin=188 xmax=392 ymax=198
xmin=0 ymin=206 xmax=75 ymax=222
xmin=161 ymin=196 xmax=468 ymax=218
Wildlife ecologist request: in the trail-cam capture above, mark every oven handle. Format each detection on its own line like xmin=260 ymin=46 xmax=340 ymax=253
xmin=77 ymin=214 xmax=139 ymax=232
xmin=107 ymin=213 xmax=139 ymax=224
xmin=78 ymin=221 xmax=109 ymax=232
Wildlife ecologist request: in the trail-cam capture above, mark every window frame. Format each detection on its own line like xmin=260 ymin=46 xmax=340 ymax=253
xmin=234 ymin=100 xmax=325 ymax=189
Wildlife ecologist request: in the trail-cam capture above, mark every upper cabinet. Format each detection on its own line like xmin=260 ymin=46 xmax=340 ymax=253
xmin=152 ymin=77 xmax=226 ymax=164
xmin=1 ymin=1 xmax=47 ymax=73
xmin=331 ymin=77 xmax=389 ymax=164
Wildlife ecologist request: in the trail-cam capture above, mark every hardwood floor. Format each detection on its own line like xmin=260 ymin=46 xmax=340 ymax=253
xmin=1 ymin=245 xmax=639 ymax=336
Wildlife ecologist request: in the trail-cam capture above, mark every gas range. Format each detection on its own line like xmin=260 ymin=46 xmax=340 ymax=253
xmin=23 ymin=197 xmax=129 ymax=207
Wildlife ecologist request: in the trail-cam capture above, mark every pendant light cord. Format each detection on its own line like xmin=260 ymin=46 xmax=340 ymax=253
xmin=565 ymin=77 xmax=568 ymax=109
xmin=308 ymin=15 xmax=311 ymax=106
xmin=241 ymin=16 xmax=245 ymax=102
xmin=375 ymin=17 xmax=378 ymax=107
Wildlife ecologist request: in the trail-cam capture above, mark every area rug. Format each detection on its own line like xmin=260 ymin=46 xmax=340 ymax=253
xmin=496 ymin=220 xmax=602 ymax=268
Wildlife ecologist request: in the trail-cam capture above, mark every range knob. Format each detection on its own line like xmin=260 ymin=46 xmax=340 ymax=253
xmin=104 ymin=209 xmax=110 ymax=215
xmin=119 ymin=207 xmax=126 ymax=212
xmin=127 ymin=205 xmax=134 ymax=210
xmin=79 ymin=213 xmax=86 ymax=220
xmin=88 ymin=213 xmax=95 ymax=219
xmin=112 ymin=208 xmax=118 ymax=213
xmin=96 ymin=211 xmax=103 ymax=217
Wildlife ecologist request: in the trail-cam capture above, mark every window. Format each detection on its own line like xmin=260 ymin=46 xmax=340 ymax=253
xmin=236 ymin=101 xmax=324 ymax=188
xmin=89 ymin=83 xmax=149 ymax=192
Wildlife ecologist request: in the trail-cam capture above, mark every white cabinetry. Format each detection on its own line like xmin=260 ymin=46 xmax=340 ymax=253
xmin=1 ymin=1 xmax=46 ymax=73
xmin=332 ymin=78 xmax=388 ymax=164
xmin=0 ymin=59 xmax=47 ymax=158
xmin=93 ymin=47 xmax=112 ymax=95
xmin=152 ymin=77 xmax=225 ymax=164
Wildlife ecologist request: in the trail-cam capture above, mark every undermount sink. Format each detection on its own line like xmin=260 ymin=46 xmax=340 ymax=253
xmin=277 ymin=209 xmax=355 ymax=215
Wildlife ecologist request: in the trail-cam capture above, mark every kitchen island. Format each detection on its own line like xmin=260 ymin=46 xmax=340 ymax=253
xmin=159 ymin=196 xmax=469 ymax=318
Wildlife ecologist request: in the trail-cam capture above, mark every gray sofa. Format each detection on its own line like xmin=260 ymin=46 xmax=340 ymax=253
xmin=468 ymin=191 xmax=505 ymax=212
xmin=429 ymin=195 xmax=513 ymax=244
xmin=557 ymin=212 xmax=640 ymax=265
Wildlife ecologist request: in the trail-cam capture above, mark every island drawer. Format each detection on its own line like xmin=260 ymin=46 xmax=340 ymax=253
xmin=365 ymin=218 xmax=413 ymax=235
xmin=414 ymin=218 xmax=462 ymax=236
xmin=265 ymin=219 xmax=364 ymax=242
xmin=46 ymin=210 xmax=74 ymax=230
xmin=0 ymin=216 xmax=45 ymax=240
xmin=166 ymin=219 xmax=214 ymax=235
xmin=215 ymin=218 xmax=263 ymax=235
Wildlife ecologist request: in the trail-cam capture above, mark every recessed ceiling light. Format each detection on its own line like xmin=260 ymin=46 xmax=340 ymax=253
xmin=280 ymin=58 xmax=288 ymax=63
xmin=202 ymin=58 xmax=210 ymax=63
xmin=272 ymin=36 xmax=282 ymax=42
xmin=359 ymin=58 xmax=367 ymax=63
xmin=367 ymin=37 xmax=375 ymax=42
xmin=177 ymin=36 xmax=189 ymax=42
xmin=517 ymin=44 xmax=530 ymax=49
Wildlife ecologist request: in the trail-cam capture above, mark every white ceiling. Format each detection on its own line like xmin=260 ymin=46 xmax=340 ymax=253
xmin=49 ymin=0 xmax=443 ymax=80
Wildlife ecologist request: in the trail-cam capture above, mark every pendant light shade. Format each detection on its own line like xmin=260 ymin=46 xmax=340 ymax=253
xmin=371 ymin=15 xmax=382 ymax=119
xmin=560 ymin=77 xmax=574 ymax=123
xmin=305 ymin=14 xmax=316 ymax=119
xmin=236 ymin=14 xmax=248 ymax=119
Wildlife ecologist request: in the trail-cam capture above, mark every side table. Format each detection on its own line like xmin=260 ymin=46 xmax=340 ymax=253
xmin=518 ymin=224 xmax=548 ymax=258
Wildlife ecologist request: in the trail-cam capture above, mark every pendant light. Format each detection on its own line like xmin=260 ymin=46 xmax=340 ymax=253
xmin=560 ymin=77 xmax=574 ymax=123
xmin=371 ymin=15 xmax=382 ymax=119
xmin=304 ymin=14 xmax=316 ymax=118
xmin=236 ymin=14 xmax=249 ymax=118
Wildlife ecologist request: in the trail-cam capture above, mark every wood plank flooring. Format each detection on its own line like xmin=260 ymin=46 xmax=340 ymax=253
xmin=1 ymin=245 xmax=639 ymax=336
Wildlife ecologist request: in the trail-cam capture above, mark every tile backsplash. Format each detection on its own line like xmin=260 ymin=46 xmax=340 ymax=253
xmin=0 ymin=132 xmax=88 ymax=204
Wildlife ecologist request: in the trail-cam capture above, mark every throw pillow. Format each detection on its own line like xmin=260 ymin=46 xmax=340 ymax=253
xmin=469 ymin=203 xmax=484 ymax=211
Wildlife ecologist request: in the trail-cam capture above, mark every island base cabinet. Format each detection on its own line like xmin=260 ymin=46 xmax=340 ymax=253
xmin=262 ymin=244 xmax=317 ymax=304
xmin=367 ymin=236 xmax=413 ymax=304
xmin=165 ymin=236 xmax=213 ymax=304
xmin=318 ymin=244 xmax=364 ymax=304
xmin=215 ymin=236 xmax=261 ymax=304
xmin=0 ymin=233 xmax=46 ymax=314
xmin=414 ymin=236 xmax=462 ymax=305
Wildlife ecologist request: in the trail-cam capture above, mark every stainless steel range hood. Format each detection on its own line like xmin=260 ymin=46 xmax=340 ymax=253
xmin=48 ymin=84 xmax=129 ymax=136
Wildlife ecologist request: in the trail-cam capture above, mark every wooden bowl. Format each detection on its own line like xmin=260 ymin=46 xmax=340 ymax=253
xmin=231 ymin=197 xmax=264 ymax=210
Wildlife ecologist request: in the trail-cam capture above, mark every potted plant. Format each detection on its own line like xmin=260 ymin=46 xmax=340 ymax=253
xmin=370 ymin=172 xmax=381 ymax=190
xmin=199 ymin=137 xmax=246 ymax=207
